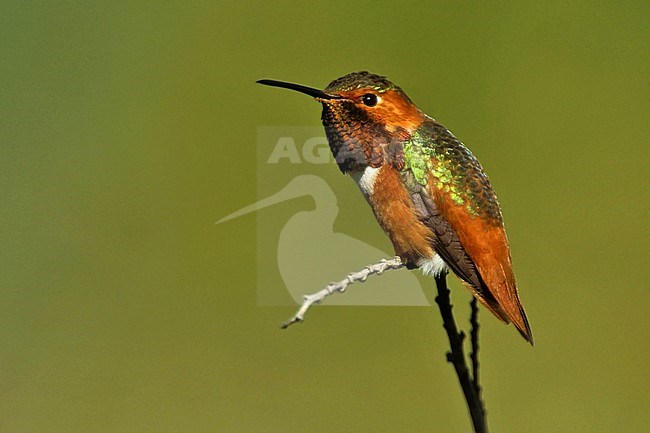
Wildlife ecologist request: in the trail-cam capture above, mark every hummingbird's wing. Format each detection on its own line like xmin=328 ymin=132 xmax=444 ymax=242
xmin=405 ymin=120 xmax=533 ymax=343
xmin=406 ymin=170 xmax=512 ymax=322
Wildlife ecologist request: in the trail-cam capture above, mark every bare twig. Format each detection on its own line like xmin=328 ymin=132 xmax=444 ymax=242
xmin=280 ymin=257 xmax=404 ymax=329
xmin=280 ymin=258 xmax=489 ymax=432
xmin=434 ymin=273 xmax=488 ymax=433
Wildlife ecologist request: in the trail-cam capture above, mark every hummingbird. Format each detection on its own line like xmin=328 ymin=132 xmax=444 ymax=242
xmin=257 ymin=71 xmax=533 ymax=344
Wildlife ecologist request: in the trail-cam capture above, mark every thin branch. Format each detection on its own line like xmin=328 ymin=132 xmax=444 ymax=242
xmin=434 ymin=273 xmax=488 ymax=433
xmin=280 ymin=257 xmax=404 ymax=329
xmin=470 ymin=297 xmax=481 ymax=398
xmin=280 ymin=258 xmax=489 ymax=432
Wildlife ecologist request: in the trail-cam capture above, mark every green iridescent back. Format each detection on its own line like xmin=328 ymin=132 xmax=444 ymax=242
xmin=403 ymin=120 xmax=503 ymax=224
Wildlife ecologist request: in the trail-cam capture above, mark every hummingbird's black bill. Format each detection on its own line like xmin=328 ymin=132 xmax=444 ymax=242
xmin=257 ymin=79 xmax=341 ymax=100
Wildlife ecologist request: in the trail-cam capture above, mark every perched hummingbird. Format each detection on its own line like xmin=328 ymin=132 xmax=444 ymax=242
xmin=257 ymin=72 xmax=533 ymax=344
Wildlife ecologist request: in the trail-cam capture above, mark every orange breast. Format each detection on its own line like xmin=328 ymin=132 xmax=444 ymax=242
xmin=367 ymin=165 xmax=434 ymax=265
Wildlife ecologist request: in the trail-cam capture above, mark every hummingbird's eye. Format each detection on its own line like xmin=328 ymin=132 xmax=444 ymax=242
xmin=361 ymin=93 xmax=378 ymax=107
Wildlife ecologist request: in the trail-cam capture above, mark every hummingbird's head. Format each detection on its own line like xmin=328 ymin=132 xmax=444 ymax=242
xmin=257 ymin=72 xmax=426 ymax=172
xmin=321 ymin=71 xmax=423 ymax=131
xmin=257 ymin=71 xmax=424 ymax=132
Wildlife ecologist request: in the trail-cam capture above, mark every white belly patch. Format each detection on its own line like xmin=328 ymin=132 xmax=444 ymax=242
xmin=417 ymin=255 xmax=449 ymax=277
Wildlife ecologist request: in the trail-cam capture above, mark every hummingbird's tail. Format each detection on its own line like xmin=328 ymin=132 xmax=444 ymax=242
xmin=463 ymin=278 xmax=534 ymax=346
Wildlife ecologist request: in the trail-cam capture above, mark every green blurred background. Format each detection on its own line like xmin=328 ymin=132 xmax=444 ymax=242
xmin=1 ymin=1 xmax=648 ymax=432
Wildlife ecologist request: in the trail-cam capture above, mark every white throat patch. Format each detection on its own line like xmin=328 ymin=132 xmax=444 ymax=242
xmin=350 ymin=166 xmax=380 ymax=198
